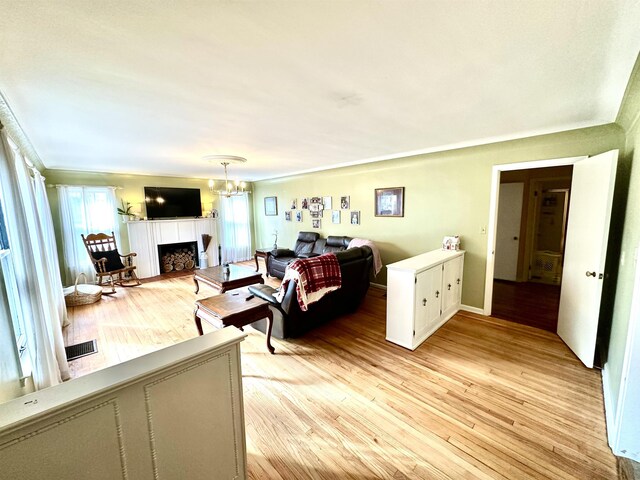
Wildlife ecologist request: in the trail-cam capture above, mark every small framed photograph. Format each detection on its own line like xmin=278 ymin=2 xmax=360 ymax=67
xmin=323 ymin=196 xmax=332 ymax=209
xmin=301 ymin=198 xmax=309 ymax=209
xmin=375 ymin=187 xmax=404 ymax=217
xmin=312 ymin=219 xmax=321 ymax=229
xmin=340 ymin=196 xmax=350 ymax=209
xmin=332 ymin=210 xmax=340 ymax=224
xmin=264 ymin=196 xmax=278 ymax=216
xmin=290 ymin=199 xmax=297 ymax=210
xmin=285 ymin=211 xmax=292 ymax=221
xmin=295 ymin=211 xmax=303 ymax=222
xmin=350 ymin=210 xmax=360 ymax=225
xmin=310 ymin=210 xmax=322 ymax=218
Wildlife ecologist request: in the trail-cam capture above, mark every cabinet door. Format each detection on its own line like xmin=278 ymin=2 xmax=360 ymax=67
xmin=414 ymin=266 xmax=442 ymax=340
xmin=442 ymin=256 xmax=463 ymax=317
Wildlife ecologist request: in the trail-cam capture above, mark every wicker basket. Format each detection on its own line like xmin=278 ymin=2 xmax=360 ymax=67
xmin=64 ymin=273 xmax=102 ymax=307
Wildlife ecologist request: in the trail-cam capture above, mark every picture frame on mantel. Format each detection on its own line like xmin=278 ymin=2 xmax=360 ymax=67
xmin=264 ymin=196 xmax=278 ymax=216
xmin=375 ymin=187 xmax=404 ymax=217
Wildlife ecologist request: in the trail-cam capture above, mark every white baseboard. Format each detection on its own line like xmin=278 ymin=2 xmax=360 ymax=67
xmin=601 ymin=364 xmax=618 ymax=453
xmin=460 ymin=304 xmax=484 ymax=315
xmin=370 ymin=282 xmax=387 ymax=290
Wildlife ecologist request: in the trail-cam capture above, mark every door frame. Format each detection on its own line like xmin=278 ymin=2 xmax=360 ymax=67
xmin=483 ymin=156 xmax=586 ymax=315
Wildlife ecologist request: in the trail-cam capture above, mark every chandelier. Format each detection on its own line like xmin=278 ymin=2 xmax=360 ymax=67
xmin=203 ymin=155 xmax=251 ymax=197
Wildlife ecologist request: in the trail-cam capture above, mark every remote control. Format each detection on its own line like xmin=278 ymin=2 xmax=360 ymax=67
xmin=245 ymin=294 xmax=254 ymax=301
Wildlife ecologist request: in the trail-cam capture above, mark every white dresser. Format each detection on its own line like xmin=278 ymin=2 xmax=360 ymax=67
xmin=386 ymin=249 xmax=464 ymax=350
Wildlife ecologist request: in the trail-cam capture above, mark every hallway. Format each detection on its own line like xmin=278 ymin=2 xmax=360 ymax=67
xmin=491 ymin=280 xmax=561 ymax=332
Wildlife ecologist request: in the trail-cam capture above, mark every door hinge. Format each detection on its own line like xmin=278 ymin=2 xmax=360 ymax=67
xmin=442 ymin=264 xmax=444 ymax=271
xmin=413 ymin=330 xmax=415 ymax=336
xmin=415 ymin=277 xmax=417 ymax=284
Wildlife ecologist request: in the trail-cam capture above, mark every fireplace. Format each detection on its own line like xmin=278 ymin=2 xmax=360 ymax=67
xmin=158 ymin=241 xmax=198 ymax=273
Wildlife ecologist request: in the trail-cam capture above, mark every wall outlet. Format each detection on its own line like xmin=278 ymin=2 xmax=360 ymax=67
xmin=480 ymin=226 xmax=487 ymax=235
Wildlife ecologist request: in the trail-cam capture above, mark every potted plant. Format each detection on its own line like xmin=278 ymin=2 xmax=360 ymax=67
xmin=117 ymin=199 xmax=135 ymax=221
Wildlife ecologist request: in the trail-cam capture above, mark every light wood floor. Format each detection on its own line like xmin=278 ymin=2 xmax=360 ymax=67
xmin=64 ymin=262 xmax=617 ymax=479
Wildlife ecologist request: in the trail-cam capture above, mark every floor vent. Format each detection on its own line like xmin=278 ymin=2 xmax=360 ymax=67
xmin=65 ymin=340 xmax=98 ymax=361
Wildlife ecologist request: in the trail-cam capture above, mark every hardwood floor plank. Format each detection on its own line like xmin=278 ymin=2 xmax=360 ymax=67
xmin=63 ymin=263 xmax=616 ymax=479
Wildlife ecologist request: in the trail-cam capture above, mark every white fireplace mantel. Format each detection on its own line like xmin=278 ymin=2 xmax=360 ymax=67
xmin=127 ymin=218 xmax=219 ymax=278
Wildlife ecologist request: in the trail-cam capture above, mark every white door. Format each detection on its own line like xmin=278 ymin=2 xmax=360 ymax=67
xmin=414 ymin=266 xmax=442 ymax=339
xmin=494 ymin=182 xmax=524 ymax=281
xmin=557 ymin=150 xmax=618 ymax=368
xmin=442 ymin=256 xmax=463 ymax=318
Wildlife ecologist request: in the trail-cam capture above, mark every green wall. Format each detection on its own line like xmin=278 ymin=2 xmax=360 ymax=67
xmin=43 ymin=170 xmax=254 ymax=283
xmin=606 ymin=55 xmax=640 ymax=419
xmin=252 ymin=124 xmax=624 ymax=309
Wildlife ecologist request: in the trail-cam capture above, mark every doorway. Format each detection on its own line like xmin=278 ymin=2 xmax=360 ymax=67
xmin=491 ymin=166 xmax=573 ymax=331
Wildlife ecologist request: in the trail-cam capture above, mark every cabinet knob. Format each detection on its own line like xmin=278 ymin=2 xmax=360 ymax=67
xmin=457 ymin=278 xmax=460 ymax=285
xmin=422 ymin=298 xmax=427 ymax=306
xmin=435 ymin=290 xmax=439 ymax=298
xmin=447 ymin=283 xmax=451 ymax=290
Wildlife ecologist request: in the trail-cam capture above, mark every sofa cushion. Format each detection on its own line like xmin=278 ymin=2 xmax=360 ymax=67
xmin=335 ymin=247 xmax=364 ymax=263
xmin=324 ymin=236 xmax=351 ymax=253
xmin=293 ymin=231 xmax=319 ymax=256
xmin=91 ymin=249 xmax=125 ymax=272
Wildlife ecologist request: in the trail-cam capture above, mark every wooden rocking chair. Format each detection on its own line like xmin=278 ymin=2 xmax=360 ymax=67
xmin=82 ymin=231 xmax=141 ymax=294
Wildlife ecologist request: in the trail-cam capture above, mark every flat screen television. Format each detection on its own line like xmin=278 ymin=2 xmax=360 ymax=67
xmin=144 ymin=186 xmax=202 ymax=219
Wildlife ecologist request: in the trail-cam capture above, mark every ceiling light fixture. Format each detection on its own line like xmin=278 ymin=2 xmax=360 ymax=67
xmin=203 ymin=155 xmax=251 ymax=197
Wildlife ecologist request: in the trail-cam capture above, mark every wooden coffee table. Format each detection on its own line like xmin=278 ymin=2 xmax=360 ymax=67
xmin=193 ymin=265 xmax=264 ymax=294
xmin=194 ymin=290 xmax=275 ymax=354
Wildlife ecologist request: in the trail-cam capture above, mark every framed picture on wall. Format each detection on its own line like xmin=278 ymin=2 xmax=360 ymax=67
xmin=285 ymin=211 xmax=292 ymax=221
xmin=340 ymin=196 xmax=350 ymax=209
xmin=295 ymin=211 xmax=303 ymax=222
xmin=332 ymin=210 xmax=340 ymax=224
xmin=375 ymin=187 xmax=404 ymax=217
xmin=264 ymin=196 xmax=278 ymax=216
xmin=312 ymin=219 xmax=321 ymax=229
xmin=323 ymin=196 xmax=332 ymax=209
xmin=350 ymin=211 xmax=360 ymax=225
xmin=290 ymin=199 xmax=297 ymax=210
xmin=301 ymin=198 xmax=309 ymax=209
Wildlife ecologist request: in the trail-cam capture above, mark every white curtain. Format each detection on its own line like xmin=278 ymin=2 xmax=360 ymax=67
xmin=0 ymin=129 xmax=70 ymax=389
xmin=220 ymin=194 xmax=252 ymax=263
xmin=58 ymin=186 xmax=121 ymax=286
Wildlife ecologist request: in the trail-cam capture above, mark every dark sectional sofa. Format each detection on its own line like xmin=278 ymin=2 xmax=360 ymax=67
xmin=268 ymin=231 xmax=352 ymax=279
xmin=250 ymin=245 xmax=373 ymax=339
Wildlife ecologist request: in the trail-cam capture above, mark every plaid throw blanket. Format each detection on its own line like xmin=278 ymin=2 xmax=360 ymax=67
xmin=275 ymin=253 xmax=342 ymax=312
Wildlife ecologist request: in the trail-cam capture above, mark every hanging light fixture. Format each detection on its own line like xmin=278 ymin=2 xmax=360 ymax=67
xmin=203 ymin=155 xmax=251 ymax=197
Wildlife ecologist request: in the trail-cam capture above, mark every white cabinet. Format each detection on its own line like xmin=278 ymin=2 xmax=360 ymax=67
xmin=386 ymin=249 xmax=464 ymax=350
xmin=127 ymin=218 xmax=219 ymax=278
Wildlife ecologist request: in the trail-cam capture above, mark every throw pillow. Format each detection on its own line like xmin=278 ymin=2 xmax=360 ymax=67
xmin=92 ymin=249 xmax=125 ymax=272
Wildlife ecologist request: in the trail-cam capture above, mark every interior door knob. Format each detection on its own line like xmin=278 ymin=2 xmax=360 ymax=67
xmin=586 ymin=271 xmax=596 ymax=277
xmin=513 ymin=236 xmax=518 ymax=240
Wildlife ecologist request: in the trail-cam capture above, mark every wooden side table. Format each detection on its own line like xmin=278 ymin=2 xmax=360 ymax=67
xmin=194 ymin=291 xmax=275 ymax=354
xmin=254 ymin=247 xmax=273 ymax=275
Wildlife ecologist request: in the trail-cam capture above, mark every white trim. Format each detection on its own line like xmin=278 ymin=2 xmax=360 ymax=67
xmin=460 ymin=304 xmax=484 ymax=315
xmin=370 ymin=282 xmax=387 ymax=290
xmin=483 ymin=155 xmax=587 ymax=315
xmin=602 ymin=364 xmax=619 ymax=453
xmin=606 ymin=242 xmax=640 ymax=458
xmin=256 ymin=122 xmax=605 ymax=182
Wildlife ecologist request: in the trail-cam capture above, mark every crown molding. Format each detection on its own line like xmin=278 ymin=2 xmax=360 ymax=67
xmin=0 ymin=91 xmax=46 ymax=172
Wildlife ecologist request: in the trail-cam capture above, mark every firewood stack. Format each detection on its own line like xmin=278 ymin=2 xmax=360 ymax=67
xmin=162 ymin=248 xmax=196 ymax=272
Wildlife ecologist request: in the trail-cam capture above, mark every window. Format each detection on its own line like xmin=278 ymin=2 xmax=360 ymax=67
xmin=0 ymin=190 xmax=27 ymax=359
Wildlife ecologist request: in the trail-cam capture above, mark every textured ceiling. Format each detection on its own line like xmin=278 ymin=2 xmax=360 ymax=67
xmin=1 ymin=1 xmax=639 ymax=181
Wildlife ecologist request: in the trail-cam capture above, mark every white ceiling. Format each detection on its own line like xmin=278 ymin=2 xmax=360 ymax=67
xmin=1 ymin=1 xmax=639 ymax=181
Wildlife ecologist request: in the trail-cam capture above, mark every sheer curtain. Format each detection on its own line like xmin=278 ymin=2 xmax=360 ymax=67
xmin=57 ymin=186 xmax=121 ymax=286
xmin=220 ymin=194 xmax=252 ymax=263
xmin=0 ymin=129 xmax=70 ymax=389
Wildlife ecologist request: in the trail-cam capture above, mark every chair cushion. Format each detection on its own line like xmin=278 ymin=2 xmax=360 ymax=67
xmin=92 ymin=249 xmax=125 ymax=272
